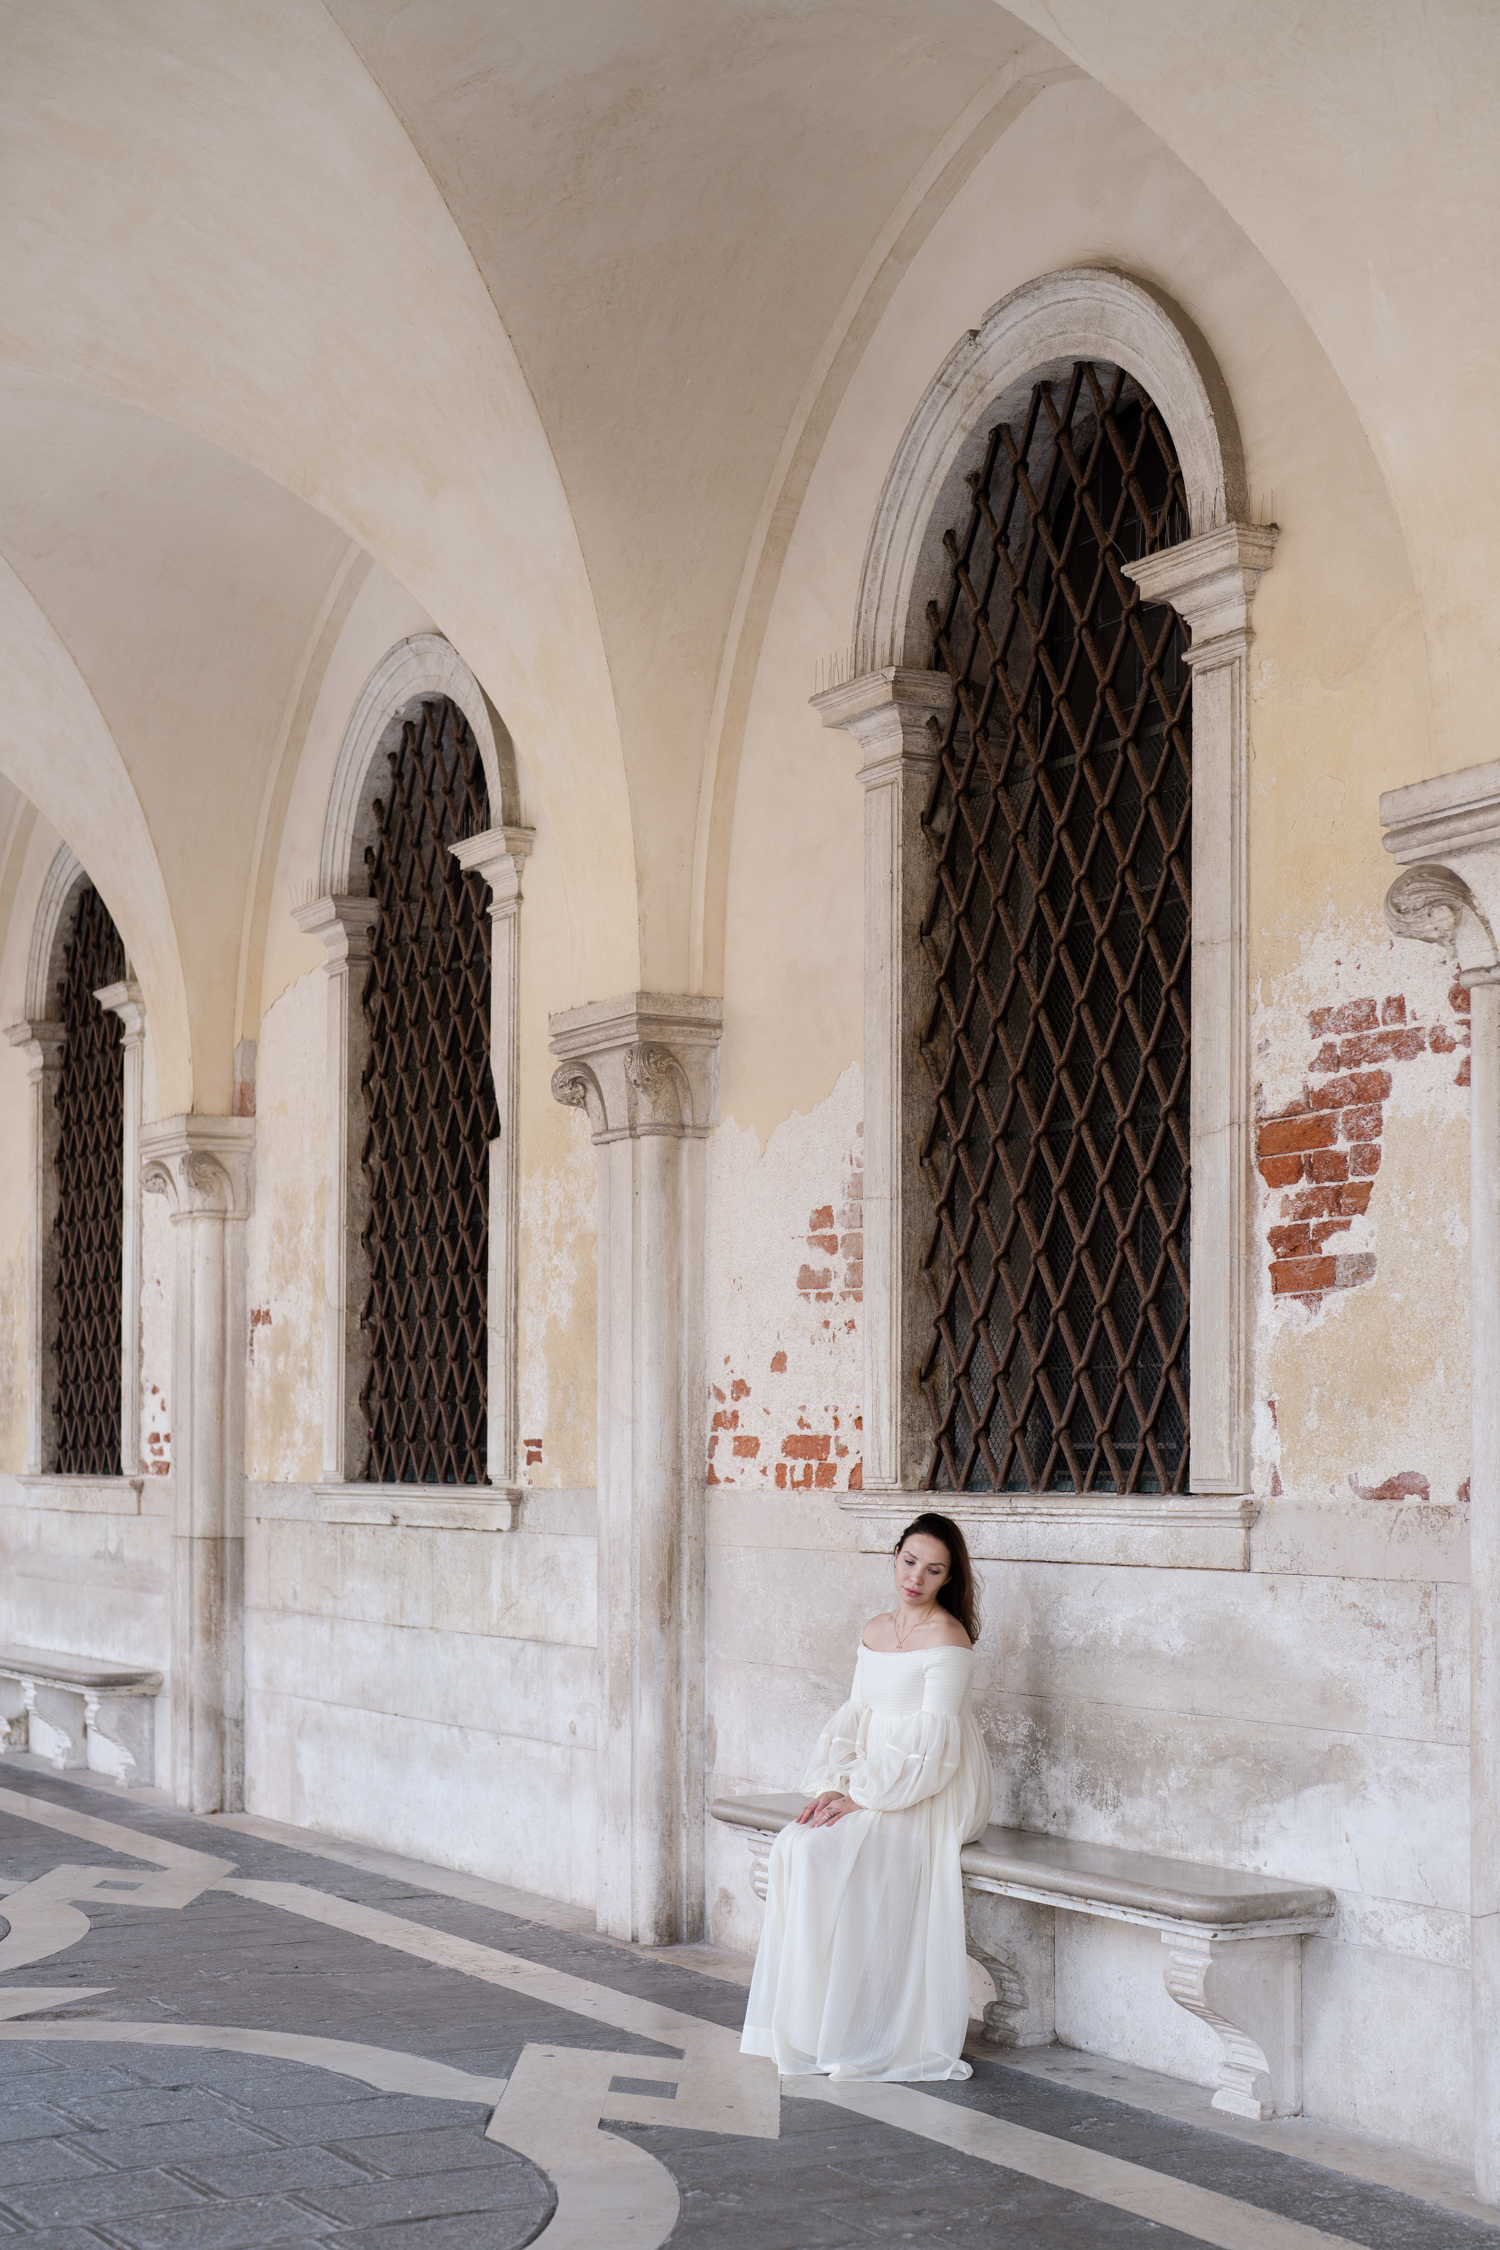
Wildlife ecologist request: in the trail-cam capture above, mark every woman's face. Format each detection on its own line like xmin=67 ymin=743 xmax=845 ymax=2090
xmin=894 ymin=1533 xmax=951 ymax=1608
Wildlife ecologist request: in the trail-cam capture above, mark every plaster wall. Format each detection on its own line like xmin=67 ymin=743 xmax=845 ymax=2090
xmin=704 ymin=73 xmax=1465 ymax=2162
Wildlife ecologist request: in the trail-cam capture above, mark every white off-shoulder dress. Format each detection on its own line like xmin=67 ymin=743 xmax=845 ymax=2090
xmin=740 ymin=1640 xmax=992 ymax=2081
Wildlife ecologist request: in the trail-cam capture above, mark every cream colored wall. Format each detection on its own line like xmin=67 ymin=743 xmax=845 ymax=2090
xmin=707 ymin=73 xmax=1465 ymax=2158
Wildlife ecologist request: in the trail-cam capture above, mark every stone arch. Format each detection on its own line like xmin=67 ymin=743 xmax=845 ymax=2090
xmin=853 ymin=266 xmax=1248 ymax=673
xmin=317 ymin=633 xmax=520 ymax=901
xmin=24 ymin=841 xmax=90 ymax=1024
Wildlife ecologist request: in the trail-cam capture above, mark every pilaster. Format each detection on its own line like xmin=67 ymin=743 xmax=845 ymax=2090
xmin=1125 ymin=522 xmax=1277 ymax=1496
xmin=811 ymin=667 xmax=950 ymax=1493
xmin=293 ymin=895 xmax=379 ymax=1481
xmin=452 ymin=824 xmax=533 ymax=1492
xmin=141 ymin=1114 xmax=254 ymax=1814
xmin=4 ymin=1019 xmax=65 ymax=1474
xmin=549 ymin=991 xmax=722 ymax=1945
xmin=1381 ymin=775 xmax=1500 ymax=2201
xmin=95 ymin=980 xmax=146 ymax=1476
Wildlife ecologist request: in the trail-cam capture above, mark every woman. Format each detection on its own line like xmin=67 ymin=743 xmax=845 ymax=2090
xmin=740 ymin=1511 xmax=992 ymax=2081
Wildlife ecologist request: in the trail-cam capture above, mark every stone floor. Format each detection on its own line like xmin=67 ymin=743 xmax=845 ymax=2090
xmin=0 ymin=1763 xmax=1494 ymax=2249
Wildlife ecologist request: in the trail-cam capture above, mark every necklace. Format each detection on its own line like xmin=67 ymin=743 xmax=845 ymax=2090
xmin=893 ymin=1603 xmax=933 ymax=1649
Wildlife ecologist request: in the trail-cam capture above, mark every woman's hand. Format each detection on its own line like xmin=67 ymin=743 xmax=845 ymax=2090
xmin=796 ymin=1791 xmax=860 ymax=1827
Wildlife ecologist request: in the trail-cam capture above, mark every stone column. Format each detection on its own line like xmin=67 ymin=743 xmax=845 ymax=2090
xmin=4 ymin=1019 xmax=65 ymax=1474
xmin=141 ymin=1116 xmax=254 ymax=1814
xmin=95 ymin=979 xmax=146 ymax=1475
xmin=1125 ymin=523 xmax=1276 ymax=1496
xmin=811 ymin=668 xmax=950 ymax=1495
xmin=452 ymin=825 xmax=533 ymax=1492
xmin=293 ymin=895 xmax=379 ymax=1482
xmin=1380 ymin=787 xmax=1500 ymax=2202
xmin=549 ymin=993 xmax=722 ymax=1944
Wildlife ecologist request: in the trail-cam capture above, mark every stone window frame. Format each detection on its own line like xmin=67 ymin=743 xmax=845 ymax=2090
xmin=5 ymin=840 xmax=147 ymax=1509
xmin=814 ymin=269 xmax=1275 ymax=1569
xmin=295 ymin=633 xmax=533 ymax=1530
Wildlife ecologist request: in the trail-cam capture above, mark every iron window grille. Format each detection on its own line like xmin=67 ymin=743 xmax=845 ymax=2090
xmin=918 ymin=361 xmax=1191 ymax=1495
xmin=53 ymin=884 xmax=126 ymax=1476
xmin=359 ymin=696 xmax=497 ymax=1484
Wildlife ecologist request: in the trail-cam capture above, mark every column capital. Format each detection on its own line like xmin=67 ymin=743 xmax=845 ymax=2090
xmin=141 ymin=1115 xmax=254 ymax=1219
xmin=811 ymin=666 xmax=951 ymax=787
xmin=1382 ymin=760 xmax=1500 ymax=977
xmin=94 ymin=979 xmax=146 ymax=1044
xmin=451 ymin=824 xmax=534 ymax=912
xmin=5 ymin=1019 xmax=65 ymax=1077
xmin=292 ymin=893 xmax=380 ymax=968
xmin=548 ymin=992 xmax=722 ymax=1144
xmin=1124 ymin=522 xmax=1278 ymax=659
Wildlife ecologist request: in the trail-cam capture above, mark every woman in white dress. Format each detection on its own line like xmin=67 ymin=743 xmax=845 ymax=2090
xmin=740 ymin=1511 xmax=992 ymax=2081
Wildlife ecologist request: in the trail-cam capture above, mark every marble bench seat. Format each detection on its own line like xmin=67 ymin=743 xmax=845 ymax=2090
xmin=0 ymin=1644 xmax=162 ymax=1789
xmin=711 ymin=1791 xmax=1335 ymax=2121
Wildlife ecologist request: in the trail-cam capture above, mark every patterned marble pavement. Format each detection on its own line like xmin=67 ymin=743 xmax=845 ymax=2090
xmin=0 ymin=1766 xmax=1494 ymax=2249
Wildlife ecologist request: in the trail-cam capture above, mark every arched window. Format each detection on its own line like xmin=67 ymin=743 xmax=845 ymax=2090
xmin=358 ymin=696 xmax=498 ymax=1484
xmin=917 ymin=363 xmax=1190 ymax=1493
xmin=53 ymin=883 xmax=127 ymax=1475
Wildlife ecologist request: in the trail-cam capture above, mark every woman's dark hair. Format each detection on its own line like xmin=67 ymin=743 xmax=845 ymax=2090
xmin=894 ymin=1511 xmax=980 ymax=1644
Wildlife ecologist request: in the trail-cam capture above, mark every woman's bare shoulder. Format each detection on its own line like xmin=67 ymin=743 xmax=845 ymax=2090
xmin=861 ymin=1610 xmax=897 ymax=1651
xmin=929 ymin=1616 xmax=973 ymax=1649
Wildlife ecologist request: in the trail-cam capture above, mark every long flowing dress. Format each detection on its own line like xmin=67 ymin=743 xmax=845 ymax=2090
xmin=740 ymin=1640 xmax=992 ymax=2081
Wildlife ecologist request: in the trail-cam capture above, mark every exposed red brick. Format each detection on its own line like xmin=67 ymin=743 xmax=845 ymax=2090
xmin=1310 ymin=1041 xmax=1340 ymax=1073
xmin=1340 ymin=1104 xmax=1382 ymax=1140
xmin=1381 ymin=996 xmax=1407 ymax=1025
xmin=1309 ymin=998 xmax=1379 ymax=1036
xmin=808 ymin=1232 xmax=839 ymax=1254
xmin=782 ymin=1432 xmax=831 ymax=1460
xmin=1258 ymin=1113 xmax=1337 ymax=1157
xmin=1309 ymin=1068 xmax=1393 ymax=1111
xmin=1258 ymin=1154 xmax=1304 ymax=1189
xmin=1339 ymin=1181 xmax=1374 ymax=1214
xmin=1310 ymin=1218 xmax=1354 ymax=1249
xmin=1270 ymin=1467 xmax=1284 ymax=1496
xmin=1271 ymin=1256 xmax=1337 ymax=1294
xmin=814 ymin=1461 xmax=838 ymax=1488
xmin=1268 ymin=1224 xmax=1311 ymax=1257
xmin=1450 ymin=978 xmax=1471 ymax=1015
xmin=844 ymin=1263 xmax=864 ymax=1289
xmin=1458 ymin=1057 xmax=1472 ymax=1088
xmin=1429 ymin=1026 xmax=1458 ymax=1054
xmin=1335 ymin=1027 xmax=1427 ymax=1069
xmin=711 ymin=1408 xmax=738 ymax=1431
xmin=809 ymin=1205 xmax=835 ymax=1230
xmin=730 ymin=1377 xmax=750 ymax=1400
xmin=848 ymin=1460 xmax=863 ymax=1489
xmin=1350 ymin=1467 xmax=1429 ymax=1503
xmin=1348 ymin=1144 xmax=1381 ymax=1179
xmin=1332 ymin=1251 xmax=1376 ymax=1289
xmin=797 ymin=1264 xmax=832 ymax=1292
xmin=1306 ymin=1148 xmax=1349 ymax=1184
xmin=770 ymin=1350 xmax=787 ymax=1373
xmin=732 ymin=1435 xmax=760 ymax=1458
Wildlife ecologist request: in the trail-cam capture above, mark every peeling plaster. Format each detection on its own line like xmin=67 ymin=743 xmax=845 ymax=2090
xmin=707 ymin=1064 xmax=863 ymax=1493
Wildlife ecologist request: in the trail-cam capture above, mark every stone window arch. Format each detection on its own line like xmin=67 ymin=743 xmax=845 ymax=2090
xmin=5 ymin=843 xmax=146 ymax=1488
xmin=815 ymin=269 xmax=1275 ymax=1564
xmin=297 ymin=635 xmax=532 ymax=1512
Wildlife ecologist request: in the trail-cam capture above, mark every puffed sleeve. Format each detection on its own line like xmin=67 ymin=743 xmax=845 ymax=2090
xmin=845 ymin=1648 xmax=973 ymax=1813
xmin=800 ymin=1679 xmax=868 ymax=1796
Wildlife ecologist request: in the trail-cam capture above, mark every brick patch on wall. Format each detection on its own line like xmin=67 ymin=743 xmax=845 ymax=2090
xmin=1257 ymin=989 xmax=1469 ymax=1310
xmin=708 ymin=1139 xmax=864 ymax=1490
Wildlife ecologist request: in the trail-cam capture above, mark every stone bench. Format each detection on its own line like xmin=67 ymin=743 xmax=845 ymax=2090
xmin=0 ymin=1646 xmax=162 ymax=1789
xmin=712 ymin=1791 xmax=1335 ymax=2120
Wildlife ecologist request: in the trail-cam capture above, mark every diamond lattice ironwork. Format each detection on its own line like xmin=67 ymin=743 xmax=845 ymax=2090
xmin=918 ymin=361 xmax=1191 ymax=1494
xmin=360 ymin=696 xmax=497 ymax=1484
xmin=53 ymin=884 xmax=126 ymax=1476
